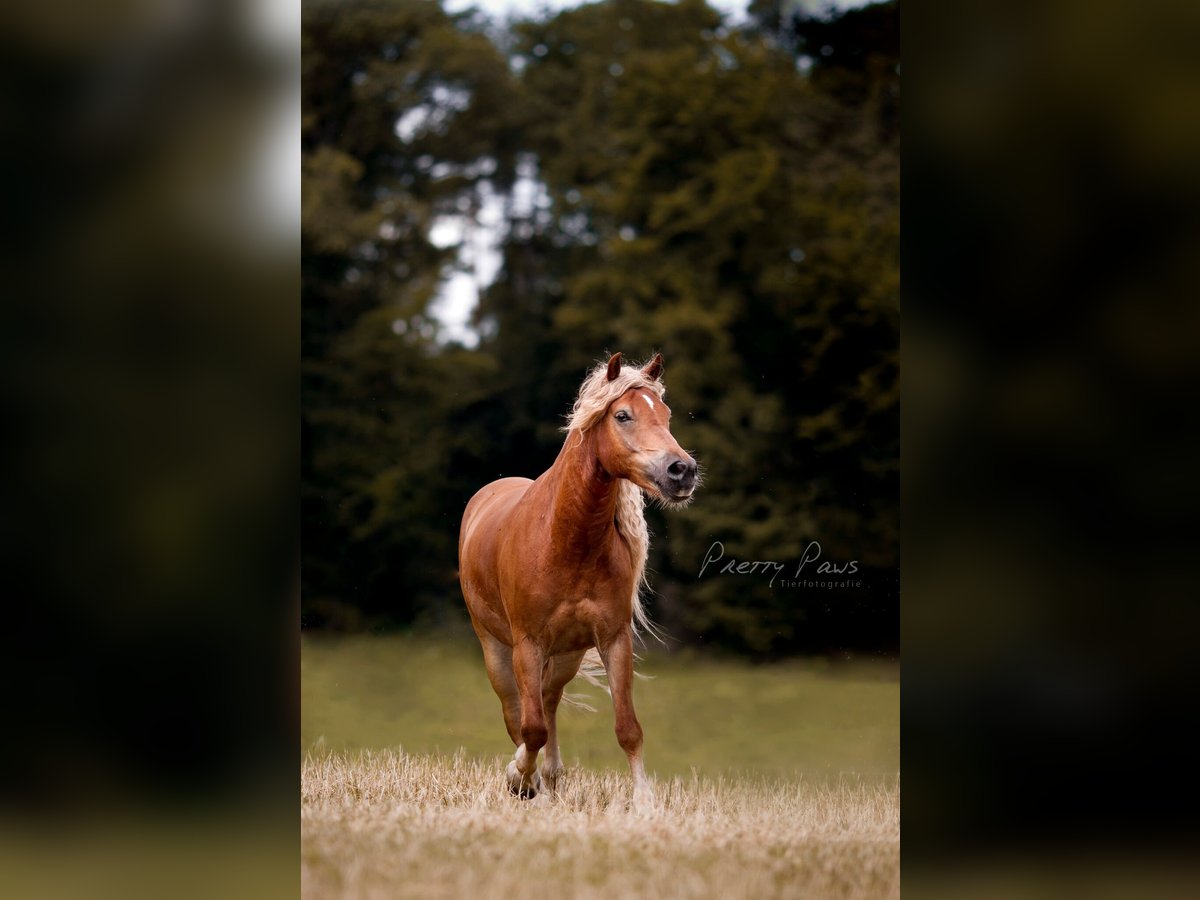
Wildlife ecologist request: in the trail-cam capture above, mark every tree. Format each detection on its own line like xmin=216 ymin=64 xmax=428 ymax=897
xmin=302 ymin=0 xmax=516 ymax=627
xmin=485 ymin=0 xmax=899 ymax=654
xmin=300 ymin=0 xmax=900 ymax=656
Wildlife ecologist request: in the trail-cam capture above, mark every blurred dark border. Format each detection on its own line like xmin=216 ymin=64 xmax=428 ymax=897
xmin=0 ymin=2 xmax=298 ymax=897
xmin=904 ymin=0 xmax=1200 ymax=884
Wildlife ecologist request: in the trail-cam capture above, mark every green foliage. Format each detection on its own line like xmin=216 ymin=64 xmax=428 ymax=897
xmin=302 ymin=0 xmax=519 ymax=627
xmin=302 ymin=1 xmax=899 ymax=655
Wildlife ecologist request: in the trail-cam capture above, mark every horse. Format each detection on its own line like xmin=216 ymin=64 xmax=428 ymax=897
xmin=458 ymin=352 xmax=698 ymax=809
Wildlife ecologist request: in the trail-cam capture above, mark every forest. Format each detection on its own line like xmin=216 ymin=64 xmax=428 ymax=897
xmin=301 ymin=0 xmax=899 ymax=657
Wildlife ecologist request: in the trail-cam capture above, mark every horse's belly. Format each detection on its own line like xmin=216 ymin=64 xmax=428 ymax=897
xmin=544 ymin=614 xmax=596 ymax=654
xmin=540 ymin=592 xmax=629 ymax=654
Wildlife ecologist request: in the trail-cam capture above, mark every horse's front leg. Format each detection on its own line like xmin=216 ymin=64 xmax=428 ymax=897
xmin=506 ymin=637 xmax=547 ymax=799
xmin=600 ymin=627 xmax=654 ymax=812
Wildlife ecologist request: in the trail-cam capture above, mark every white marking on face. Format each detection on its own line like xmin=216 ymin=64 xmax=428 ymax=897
xmin=642 ymin=394 xmax=655 ymax=411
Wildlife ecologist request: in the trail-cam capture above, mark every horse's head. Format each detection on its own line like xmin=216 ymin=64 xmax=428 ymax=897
xmin=592 ymin=353 xmax=699 ymax=506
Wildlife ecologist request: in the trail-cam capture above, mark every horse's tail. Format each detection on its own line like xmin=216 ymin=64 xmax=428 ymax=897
xmin=560 ymin=649 xmax=608 ymax=711
xmin=561 ymin=647 xmax=654 ymax=711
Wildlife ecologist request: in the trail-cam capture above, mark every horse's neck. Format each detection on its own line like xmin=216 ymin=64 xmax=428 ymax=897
xmin=545 ymin=431 xmax=621 ymax=555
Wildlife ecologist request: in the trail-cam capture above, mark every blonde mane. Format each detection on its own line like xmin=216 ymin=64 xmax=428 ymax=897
xmin=565 ymin=357 xmax=667 ymax=644
xmin=564 ymin=359 xmax=667 ymax=435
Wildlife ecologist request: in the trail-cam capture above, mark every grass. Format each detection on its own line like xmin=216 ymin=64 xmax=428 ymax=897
xmin=301 ymin=633 xmax=899 ymax=899
xmin=301 ymin=633 xmax=899 ymax=782
xmin=302 ymin=750 xmax=899 ymax=900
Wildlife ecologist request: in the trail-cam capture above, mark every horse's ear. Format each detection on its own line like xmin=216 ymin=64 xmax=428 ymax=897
xmin=606 ymin=352 xmax=623 ymax=382
xmin=642 ymin=353 xmax=664 ymax=382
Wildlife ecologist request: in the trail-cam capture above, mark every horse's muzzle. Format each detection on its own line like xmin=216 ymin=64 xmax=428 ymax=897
xmin=660 ymin=455 xmax=698 ymax=500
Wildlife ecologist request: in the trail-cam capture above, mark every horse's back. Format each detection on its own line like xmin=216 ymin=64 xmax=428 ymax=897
xmin=460 ymin=477 xmax=533 ymax=551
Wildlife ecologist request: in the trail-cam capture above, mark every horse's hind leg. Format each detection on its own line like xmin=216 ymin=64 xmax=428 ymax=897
xmin=477 ymin=630 xmax=522 ymax=745
xmin=540 ymin=650 xmax=586 ymax=793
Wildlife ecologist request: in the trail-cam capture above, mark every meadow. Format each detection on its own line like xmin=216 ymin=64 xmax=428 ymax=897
xmin=302 ymin=634 xmax=900 ymax=899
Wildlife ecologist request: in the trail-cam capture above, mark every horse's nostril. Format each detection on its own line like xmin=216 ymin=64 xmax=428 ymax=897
xmin=667 ymin=459 xmax=691 ymax=479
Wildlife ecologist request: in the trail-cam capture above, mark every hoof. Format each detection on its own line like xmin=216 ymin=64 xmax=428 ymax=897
xmin=506 ymin=760 xmax=542 ymax=799
xmin=632 ymin=783 xmax=657 ymax=815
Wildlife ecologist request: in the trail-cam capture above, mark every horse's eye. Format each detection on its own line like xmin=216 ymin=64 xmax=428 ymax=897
xmin=614 ymin=411 xmax=631 ymax=423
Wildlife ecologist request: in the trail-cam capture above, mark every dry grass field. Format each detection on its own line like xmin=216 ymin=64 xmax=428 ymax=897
xmin=302 ymin=635 xmax=899 ymax=899
xmin=302 ymin=749 xmax=899 ymax=900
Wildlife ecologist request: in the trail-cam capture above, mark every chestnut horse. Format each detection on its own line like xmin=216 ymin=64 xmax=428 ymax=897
xmin=458 ymin=352 xmax=698 ymax=809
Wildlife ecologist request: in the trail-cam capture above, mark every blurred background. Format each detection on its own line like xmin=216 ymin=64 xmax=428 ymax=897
xmin=904 ymin=0 xmax=1200 ymax=894
xmin=300 ymin=0 xmax=900 ymax=661
xmin=0 ymin=1 xmax=297 ymax=898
